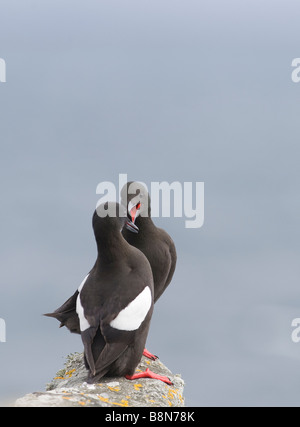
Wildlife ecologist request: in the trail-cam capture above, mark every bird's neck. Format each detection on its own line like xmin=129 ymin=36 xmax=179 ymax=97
xmin=95 ymin=231 xmax=128 ymax=265
xmin=123 ymin=216 xmax=156 ymax=243
xmin=135 ymin=215 xmax=155 ymax=231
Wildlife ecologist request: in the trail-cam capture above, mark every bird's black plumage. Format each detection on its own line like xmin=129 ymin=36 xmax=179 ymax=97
xmin=45 ymin=289 xmax=79 ymax=333
xmin=121 ymin=181 xmax=177 ymax=303
xmin=46 ymin=202 xmax=154 ymax=382
xmin=45 ymin=182 xmax=176 ymax=334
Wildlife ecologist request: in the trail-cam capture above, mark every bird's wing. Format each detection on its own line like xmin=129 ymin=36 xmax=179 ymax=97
xmin=44 ymin=290 xmax=80 ymax=334
xmin=44 ymin=263 xmax=97 ymax=334
xmin=80 ymin=283 xmax=153 ymax=378
xmin=82 ymin=325 xmax=127 ymax=378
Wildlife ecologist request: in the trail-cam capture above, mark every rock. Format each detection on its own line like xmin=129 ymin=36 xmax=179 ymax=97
xmin=15 ymin=353 xmax=184 ymax=407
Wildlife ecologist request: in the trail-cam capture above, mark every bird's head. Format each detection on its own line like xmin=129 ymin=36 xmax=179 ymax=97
xmin=120 ymin=181 xmax=151 ymax=234
xmin=93 ymin=201 xmax=127 ymax=237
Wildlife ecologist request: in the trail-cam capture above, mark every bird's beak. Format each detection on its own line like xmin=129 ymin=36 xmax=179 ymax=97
xmin=125 ymin=201 xmax=141 ymax=233
xmin=126 ymin=219 xmax=139 ymax=233
xmin=130 ymin=203 xmax=140 ymax=223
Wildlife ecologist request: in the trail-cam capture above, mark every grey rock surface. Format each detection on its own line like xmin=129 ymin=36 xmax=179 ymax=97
xmin=15 ymin=352 xmax=184 ymax=407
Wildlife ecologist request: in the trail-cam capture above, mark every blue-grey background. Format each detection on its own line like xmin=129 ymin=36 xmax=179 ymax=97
xmin=1 ymin=0 xmax=300 ymax=406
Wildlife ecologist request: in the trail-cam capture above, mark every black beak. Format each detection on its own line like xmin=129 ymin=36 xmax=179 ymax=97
xmin=126 ymin=220 xmax=139 ymax=233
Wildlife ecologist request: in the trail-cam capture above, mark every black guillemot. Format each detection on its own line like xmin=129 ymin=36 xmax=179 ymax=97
xmin=46 ymin=202 xmax=172 ymax=384
xmin=120 ymin=182 xmax=177 ymax=360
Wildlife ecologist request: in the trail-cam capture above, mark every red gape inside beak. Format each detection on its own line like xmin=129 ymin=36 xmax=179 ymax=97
xmin=130 ymin=202 xmax=141 ymax=223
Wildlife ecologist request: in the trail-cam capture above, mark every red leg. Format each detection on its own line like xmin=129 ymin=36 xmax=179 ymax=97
xmin=143 ymin=348 xmax=158 ymax=360
xmin=126 ymin=368 xmax=173 ymax=385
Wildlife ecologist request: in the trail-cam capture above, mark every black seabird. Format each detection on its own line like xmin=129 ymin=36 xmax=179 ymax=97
xmin=121 ymin=181 xmax=177 ymax=304
xmin=45 ymin=184 xmax=176 ymax=329
xmin=120 ymin=182 xmax=177 ymax=360
xmin=46 ymin=202 xmax=172 ymax=384
xmin=46 ymin=183 xmax=176 ymax=360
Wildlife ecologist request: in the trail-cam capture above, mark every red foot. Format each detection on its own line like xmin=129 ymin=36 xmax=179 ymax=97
xmin=143 ymin=348 xmax=158 ymax=360
xmin=126 ymin=368 xmax=173 ymax=385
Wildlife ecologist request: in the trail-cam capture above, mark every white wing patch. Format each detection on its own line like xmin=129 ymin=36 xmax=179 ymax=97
xmin=110 ymin=286 xmax=152 ymax=331
xmin=76 ymin=274 xmax=90 ymax=332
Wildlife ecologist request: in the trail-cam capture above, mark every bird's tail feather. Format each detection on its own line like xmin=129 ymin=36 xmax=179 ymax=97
xmin=44 ymin=290 xmax=80 ymax=334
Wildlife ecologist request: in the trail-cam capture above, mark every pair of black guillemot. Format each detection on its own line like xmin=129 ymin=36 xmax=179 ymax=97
xmin=45 ymin=182 xmax=177 ymax=384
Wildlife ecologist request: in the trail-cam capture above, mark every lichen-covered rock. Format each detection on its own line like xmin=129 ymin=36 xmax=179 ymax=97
xmin=15 ymin=353 xmax=184 ymax=407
